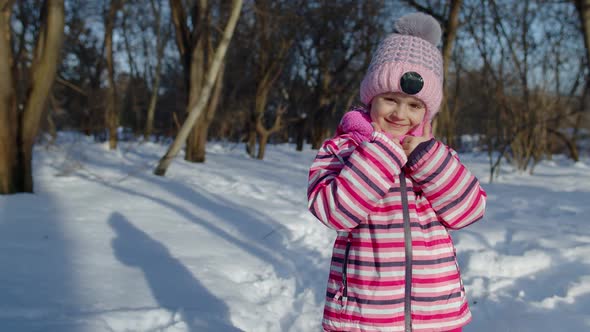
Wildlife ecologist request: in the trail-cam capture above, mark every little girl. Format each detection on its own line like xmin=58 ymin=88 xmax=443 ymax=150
xmin=307 ymin=13 xmax=487 ymax=332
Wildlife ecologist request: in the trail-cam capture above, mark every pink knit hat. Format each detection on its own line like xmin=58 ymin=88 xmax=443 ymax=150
xmin=360 ymin=13 xmax=443 ymax=125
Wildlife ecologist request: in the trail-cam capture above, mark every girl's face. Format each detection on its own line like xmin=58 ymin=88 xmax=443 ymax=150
xmin=370 ymin=92 xmax=427 ymax=139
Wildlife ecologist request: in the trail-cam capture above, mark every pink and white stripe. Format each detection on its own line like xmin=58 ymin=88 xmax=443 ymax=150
xmin=308 ymin=134 xmax=486 ymax=332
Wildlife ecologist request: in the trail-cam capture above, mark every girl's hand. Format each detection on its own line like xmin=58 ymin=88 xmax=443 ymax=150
xmin=339 ymin=110 xmax=373 ymax=144
xmin=402 ymin=122 xmax=432 ymax=157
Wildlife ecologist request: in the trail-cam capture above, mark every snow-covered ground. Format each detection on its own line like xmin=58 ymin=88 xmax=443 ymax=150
xmin=1 ymin=134 xmax=589 ymax=332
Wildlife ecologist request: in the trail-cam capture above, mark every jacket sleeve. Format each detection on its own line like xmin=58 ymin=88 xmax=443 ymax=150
xmin=307 ymin=132 xmax=408 ymax=230
xmin=406 ymin=139 xmax=487 ymax=230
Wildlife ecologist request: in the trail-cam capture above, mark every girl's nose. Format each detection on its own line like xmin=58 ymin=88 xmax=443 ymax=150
xmin=390 ymin=106 xmax=407 ymax=119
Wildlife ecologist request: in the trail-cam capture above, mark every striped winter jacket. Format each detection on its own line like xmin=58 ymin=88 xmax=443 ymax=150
xmin=307 ymin=131 xmax=487 ymax=332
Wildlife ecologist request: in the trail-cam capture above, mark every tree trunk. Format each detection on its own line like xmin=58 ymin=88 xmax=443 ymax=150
xmin=256 ymin=105 xmax=285 ymax=160
xmin=571 ymin=111 xmax=584 ymax=161
xmin=47 ymin=93 xmax=58 ymax=144
xmin=246 ymin=124 xmax=256 ymax=157
xmin=311 ymin=70 xmax=334 ymax=149
xmin=0 ymin=1 xmax=17 ymax=194
xmin=253 ymin=85 xmax=270 ymax=159
xmin=295 ymin=116 xmax=305 ymax=151
xmin=21 ymin=0 xmax=65 ymax=192
xmin=442 ymin=0 xmax=462 ymax=83
xmin=144 ymin=0 xmax=164 ymax=141
xmin=548 ymin=128 xmax=580 ymax=162
xmin=184 ymin=0 xmax=208 ymax=162
xmin=193 ymin=61 xmax=225 ymax=163
xmin=253 ymin=93 xmax=286 ymax=160
xmin=258 ymin=133 xmax=269 ymax=160
xmin=187 ymin=113 xmax=207 ymax=162
xmin=0 ymin=0 xmax=64 ymax=194
xmin=435 ymin=0 xmax=462 ymax=144
xmin=573 ymin=1 xmax=590 ymax=162
xmin=144 ymin=66 xmax=161 ymax=140
xmin=184 ymin=64 xmax=205 ymax=161
xmin=576 ymin=0 xmax=590 ymax=69
xmin=155 ymin=0 xmax=243 ymax=176
xmin=186 ymin=122 xmax=200 ymax=161
xmin=250 ymin=7 xmax=293 ymax=158
xmin=310 ymin=101 xmax=332 ymax=149
xmin=193 ymin=119 xmax=208 ymax=162
xmin=310 ymin=124 xmax=323 ymax=150
xmin=105 ymin=0 xmax=124 ymax=150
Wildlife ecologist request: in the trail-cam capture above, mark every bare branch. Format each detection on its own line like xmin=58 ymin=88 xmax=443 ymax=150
xmin=402 ymin=0 xmax=446 ymax=23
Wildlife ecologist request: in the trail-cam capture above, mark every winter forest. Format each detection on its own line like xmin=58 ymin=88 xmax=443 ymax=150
xmin=1 ymin=0 xmax=590 ymax=331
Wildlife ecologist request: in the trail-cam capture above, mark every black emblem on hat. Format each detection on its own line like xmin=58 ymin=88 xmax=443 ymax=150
xmin=400 ymin=71 xmax=424 ymax=95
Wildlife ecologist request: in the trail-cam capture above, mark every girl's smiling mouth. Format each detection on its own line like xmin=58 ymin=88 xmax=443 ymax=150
xmin=385 ymin=119 xmax=408 ymax=127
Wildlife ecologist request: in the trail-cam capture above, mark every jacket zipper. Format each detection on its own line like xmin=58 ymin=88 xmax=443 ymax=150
xmin=341 ymin=234 xmax=352 ymax=308
xmin=399 ymin=170 xmax=413 ymax=332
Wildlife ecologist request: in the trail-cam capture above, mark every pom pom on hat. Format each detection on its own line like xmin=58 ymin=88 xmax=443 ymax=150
xmin=394 ymin=12 xmax=442 ymax=47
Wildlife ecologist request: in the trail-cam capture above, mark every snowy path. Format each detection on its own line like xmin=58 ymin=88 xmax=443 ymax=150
xmin=0 ymin=137 xmax=589 ymax=331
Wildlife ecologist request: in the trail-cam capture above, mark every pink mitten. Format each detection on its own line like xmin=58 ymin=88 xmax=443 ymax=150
xmin=336 ymin=109 xmax=373 ymax=144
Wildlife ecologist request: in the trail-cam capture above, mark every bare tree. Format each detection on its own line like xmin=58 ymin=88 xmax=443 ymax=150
xmin=0 ymin=0 xmax=65 ymax=194
xmin=458 ymin=0 xmax=584 ymax=180
xmin=571 ymin=0 xmax=590 ymax=161
xmin=296 ymin=1 xmax=385 ymax=149
xmin=54 ymin=0 xmax=107 ymax=137
xmin=144 ymin=0 xmax=168 ymax=140
xmin=165 ymin=0 xmax=228 ymax=162
xmin=117 ymin=0 xmax=171 ymax=140
xmin=186 ymin=1 xmax=227 ymax=163
xmin=248 ymin=0 xmax=294 ymax=159
xmin=576 ymin=0 xmax=590 ymax=66
xmin=256 ymin=105 xmax=286 ymax=159
xmin=121 ymin=2 xmax=141 ymax=136
xmin=154 ymin=0 xmax=243 ymax=176
xmin=105 ymin=0 xmax=126 ymax=150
